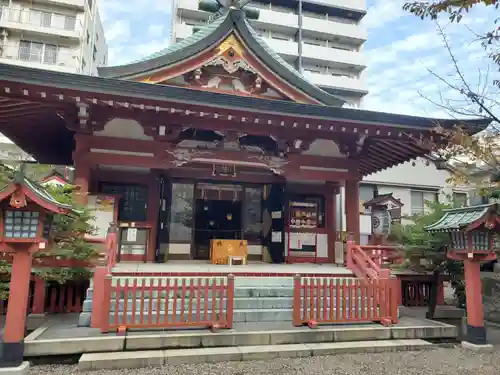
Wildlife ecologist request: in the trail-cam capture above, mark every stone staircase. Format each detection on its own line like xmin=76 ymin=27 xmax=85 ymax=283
xmin=79 ymin=275 xmax=367 ymax=327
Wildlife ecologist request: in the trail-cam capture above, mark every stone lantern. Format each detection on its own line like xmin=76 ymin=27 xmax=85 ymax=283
xmin=425 ymin=203 xmax=499 ymax=350
xmin=0 ymin=169 xmax=73 ymax=372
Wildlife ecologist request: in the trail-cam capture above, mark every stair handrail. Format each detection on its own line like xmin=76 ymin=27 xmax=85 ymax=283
xmin=105 ymin=222 xmax=118 ymax=273
xmin=347 ymin=241 xmax=390 ymax=280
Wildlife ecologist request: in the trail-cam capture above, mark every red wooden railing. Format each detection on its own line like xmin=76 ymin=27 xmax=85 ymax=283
xmin=100 ymin=275 xmax=235 ymax=333
xmin=346 ymin=242 xmax=404 ymax=279
xmin=346 ymin=241 xmax=391 ymax=280
xmin=292 ymin=275 xmax=399 ymax=327
xmin=0 ymin=276 xmax=89 ymax=315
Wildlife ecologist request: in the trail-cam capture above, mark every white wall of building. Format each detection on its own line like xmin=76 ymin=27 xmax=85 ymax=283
xmin=336 ymin=157 xmax=472 ymax=242
xmin=0 ymin=0 xmax=107 ymax=75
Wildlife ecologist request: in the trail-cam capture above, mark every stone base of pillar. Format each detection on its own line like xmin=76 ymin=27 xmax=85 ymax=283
xmin=461 ymin=341 xmax=494 ymax=352
xmin=0 ymin=341 xmax=24 ymax=368
xmin=466 ymin=324 xmax=487 ymax=345
xmin=0 ymin=361 xmax=29 ymax=374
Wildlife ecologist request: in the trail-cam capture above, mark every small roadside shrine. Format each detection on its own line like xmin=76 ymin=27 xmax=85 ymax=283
xmin=425 ymin=203 xmax=499 ymax=349
xmin=0 ymin=169 xmax=74 ymax=370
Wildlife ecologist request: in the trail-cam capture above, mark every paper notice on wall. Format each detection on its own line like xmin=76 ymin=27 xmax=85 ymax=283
xmin=289 ymin=233 xmax=302 ymax=249
xmin=301 ymin=233 xmax=316 ymax=246
xmin=126 ymin=228 xmax=138 ymax=242
xmin=271 ymin=231 xmax=282 ymax=243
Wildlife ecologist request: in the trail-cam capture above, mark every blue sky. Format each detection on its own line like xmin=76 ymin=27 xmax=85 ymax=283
xmin=98 ymin=0 xmax=498 ymax=117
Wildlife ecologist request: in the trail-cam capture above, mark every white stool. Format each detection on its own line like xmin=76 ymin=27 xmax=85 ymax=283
xmin=228 ymin=256 xmax=246 ymax=265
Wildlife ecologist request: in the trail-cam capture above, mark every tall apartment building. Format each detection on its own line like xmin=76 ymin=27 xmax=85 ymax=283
xmin=171 ymin=0 xmax=368 ymax=106
xmin=0 ymin=0 xmax=107 ymax=76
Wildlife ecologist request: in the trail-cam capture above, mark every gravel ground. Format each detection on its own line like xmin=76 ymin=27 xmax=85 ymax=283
xmin=29 ymin=347 xmax=500 ymax=375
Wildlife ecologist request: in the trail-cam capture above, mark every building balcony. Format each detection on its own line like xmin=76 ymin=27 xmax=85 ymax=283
xmin=0 ymin=7 xmax=82 ymax=40
xmin=251 ymin=8 xmax=298 ymax=33
xmin=301 ymin=17 xmax=366 ymax=44
xmin=0 ymin=43 xmax=80 ymax=74
xmin=260 ymin=37 xmax=299 ymax=60
xmin=303 ymin=71 xmax=368 ymax=95
xmin=311 ymin=0 xmax=366 ymax=13
xmin=176 ymin=0 xmax=210 ymax=20
xmin=32 ymin=0 xmax=86 ymax=9
xmin=301 ymin=43 xmax=366 ymax=71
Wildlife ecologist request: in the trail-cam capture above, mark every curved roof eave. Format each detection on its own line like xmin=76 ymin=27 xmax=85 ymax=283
xmin=98 ymin=9 xmax=345 ymax=106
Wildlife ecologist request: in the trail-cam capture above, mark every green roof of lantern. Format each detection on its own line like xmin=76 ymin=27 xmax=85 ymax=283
xmin=98 ymin=8 xmax=345 ymax=106
xmin=0 ymin=165 xmax=74 ymax=212
xmin=424 ymin=204 xmax=497 ymax=233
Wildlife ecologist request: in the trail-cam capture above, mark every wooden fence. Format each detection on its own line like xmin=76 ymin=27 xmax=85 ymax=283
xmin=0 ymin=276 xmax=89 ymax=315
xmin=99 ymin=275 xmax=235 ymax=333
xmin=292 ymin=275 xmax=399 ymax=327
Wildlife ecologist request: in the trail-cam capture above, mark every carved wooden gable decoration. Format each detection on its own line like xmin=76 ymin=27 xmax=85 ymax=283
xmin=139 ymin=34 xmax=290 ymax=101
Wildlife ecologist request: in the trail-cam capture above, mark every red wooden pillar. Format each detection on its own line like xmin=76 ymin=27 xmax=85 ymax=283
xmin=1 ymin=248 xmax=32 ymax=367
xmin=464 ymin=259 xmax=487 ymax=344
xmin=146 ymin=173 xmax=158 ymax=263
xmin=325 ymin=183 xmax=336 ymax=263
xmin=73 ymin=159 xmax=91 ymax=205
xmin=345 ymin=179 xmax=360 ymax=243
xmin=30 ymin=276 xmax=46 ymax=315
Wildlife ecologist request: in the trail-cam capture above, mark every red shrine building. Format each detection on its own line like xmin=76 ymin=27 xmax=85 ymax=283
xmin=0 ymin=2 xmax=488 ymax=265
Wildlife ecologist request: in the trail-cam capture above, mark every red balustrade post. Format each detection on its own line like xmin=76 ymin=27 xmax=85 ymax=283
xmin=90 ymin=267 xmax=107 ymax=329
xmin=346 ymin=241 xmax=354 ymax=270
xmin=292 ymin=274 xmax=302 ymax=326
xmin=100 ymin=275 xmax=112 ymax=334
xmin=226 ymin=274 xmax=234 ymax=329
xmin=390 ymin=277 xmax=399 ymax=323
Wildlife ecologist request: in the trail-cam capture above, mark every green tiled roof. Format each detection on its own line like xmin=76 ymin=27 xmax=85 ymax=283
xmin=424 ymin=204 xmax=495 ymax=233
xmin=8 ymin=168 xmax=74 ymax=212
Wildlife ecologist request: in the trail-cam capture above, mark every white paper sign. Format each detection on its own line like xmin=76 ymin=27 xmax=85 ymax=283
xmin=289 ymin=233 xmax=302 ymax=249
xmin=126 ymin=228 xmax=138 ymax=242
xmin=272 ymin=231 xmax=282 ymax=243
xmin=271 ymin=211 xmax=282 ymax=219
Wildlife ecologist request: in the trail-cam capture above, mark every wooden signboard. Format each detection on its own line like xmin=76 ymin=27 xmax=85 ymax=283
xmin=213 ymin=163 xmax=236 ymax=177
xmin=85 ymin=194 xmax=118 ymax=241
xmin=210 ymin=239 xmax=248 ymax=265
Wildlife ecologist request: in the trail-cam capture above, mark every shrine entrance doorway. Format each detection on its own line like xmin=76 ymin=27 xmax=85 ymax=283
xmin=193 ymin=183 xmax=243 ymax=260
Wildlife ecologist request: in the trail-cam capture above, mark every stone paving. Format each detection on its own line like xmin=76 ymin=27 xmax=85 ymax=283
xmin=28 ymin=346 xmax=500 ymax=375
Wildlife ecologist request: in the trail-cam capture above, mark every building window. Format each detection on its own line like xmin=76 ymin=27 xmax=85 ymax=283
xmin=19 ymin=41 xmax=43 ymax=62
xmin=93 ymin=45 xmax=97 ymax=60
xmin=64 ymin=15 xmax=76 ymax=30
xmin=359 ymin=185 xmax=375 ymax=212
xmin=43 ymin=44 xmax=58 ymax=64
xmin=86 ymin=31 xmax=90 ymax=44
xmin=19 ymin=41 xmax=58 ymax=65
xmin=169 ymin=183 xmax=194 ymax=242
xmin=99 ymin=183 xmax=149 ymax=222
xmin=81 ymin=58 xmax=86 ymax=72
xmin=453 ymin=192 xmax=468 ymax=208
xmin=410 ymin=190 xmax=425 ymax=216
xmin=410 ymin=190 xmax=437 ymax=215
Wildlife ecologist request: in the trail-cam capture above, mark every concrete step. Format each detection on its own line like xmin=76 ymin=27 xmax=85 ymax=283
xmin=85 ymin=285 xmax=364 ymax=300
xmin=97 ymin=307 xmax=381 ymax=325
xmin=103 ymin=297 xmax=371 ymax=312
xmin=78 ymin=339 xmax=435 ymax=370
